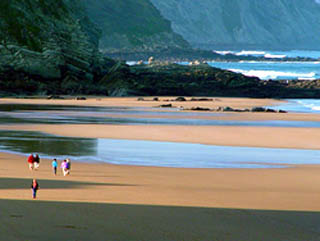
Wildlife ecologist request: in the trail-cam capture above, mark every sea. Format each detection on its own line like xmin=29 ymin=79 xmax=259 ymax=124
xmin=209 ymin=50 xmax=320 ymax=113
xmin=210 ymin=50 xmax=320 ymax=80
xmin=270 ymin=99 xmax=320 ymax=113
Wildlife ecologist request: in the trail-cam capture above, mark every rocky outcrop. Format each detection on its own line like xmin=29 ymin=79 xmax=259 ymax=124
xmin=150 ymin=0 xmax=320 ymax=50
xmin=101 ymin=62 xmax=320 ymax=98
xmin=0 ymin=0 xmax=115 ymax=95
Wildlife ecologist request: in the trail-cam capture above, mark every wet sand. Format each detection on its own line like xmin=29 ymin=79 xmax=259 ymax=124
xmin=1 ymin=97 xmax=320 ymax=149
xmin=2 ymin=124 xmax=320 ymax=150
xmin=1 ymin=97 xmax=320 ymax=240
xmin=0 ymin=96 xmax=282 ymax=109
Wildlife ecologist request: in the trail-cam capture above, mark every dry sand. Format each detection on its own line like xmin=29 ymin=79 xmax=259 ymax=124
xmin=2 ymin=153 xmax=320 ymax=240
xmin=1 ymin=97 xmax=320 ymax=240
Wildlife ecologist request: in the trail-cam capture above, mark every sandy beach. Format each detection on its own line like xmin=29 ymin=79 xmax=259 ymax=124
xmin=1 ymin=97 xmax=320 ymax=240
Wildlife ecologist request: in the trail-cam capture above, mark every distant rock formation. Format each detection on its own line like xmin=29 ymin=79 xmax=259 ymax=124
xmin=150 ymin=0 xmax=320 ymax=50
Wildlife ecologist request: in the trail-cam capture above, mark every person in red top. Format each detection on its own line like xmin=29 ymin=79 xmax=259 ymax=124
xmin=27 ymin=154 xmax=34 ymax=170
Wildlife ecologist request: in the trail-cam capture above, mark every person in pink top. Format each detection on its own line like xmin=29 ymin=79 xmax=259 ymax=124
xmin=61 ymin=159 xmax=69 ymax=176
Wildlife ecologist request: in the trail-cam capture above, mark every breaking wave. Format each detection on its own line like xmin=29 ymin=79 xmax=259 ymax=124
xmin=229 ymin=69 xmax=316 ymax=80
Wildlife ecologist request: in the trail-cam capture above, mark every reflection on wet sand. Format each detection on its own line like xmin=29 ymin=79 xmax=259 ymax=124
xmin=1 ymin=104 xmax=320 ymax=127
xmin=2 ymin=130 xmax=320 ymax=168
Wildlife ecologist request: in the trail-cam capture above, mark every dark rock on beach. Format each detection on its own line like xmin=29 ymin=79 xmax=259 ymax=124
xmin=158 ymin=104 xmax=173 ymax=108
xmin=175 ymin=97 xmax=187 ymax=102
xmin=190 ymin=107 xmax=211 ymax=111
xmin=76 ymin=96 xmax=87 ymax=100
xmin=190 ymin=98 xmax=214 ymax=101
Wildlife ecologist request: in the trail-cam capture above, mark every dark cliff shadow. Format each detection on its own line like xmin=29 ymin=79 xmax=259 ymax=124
xmin=1 ymin=199 xmax=320 ymax=241
xmin=0 ymin=177 xmax=137 ymax=189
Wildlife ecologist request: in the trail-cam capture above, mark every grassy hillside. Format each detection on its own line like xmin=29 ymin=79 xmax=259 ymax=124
xmin=82 ymin=0 xmax=189 ymax=51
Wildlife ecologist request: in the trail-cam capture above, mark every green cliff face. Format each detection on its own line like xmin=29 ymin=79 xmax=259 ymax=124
xmin=150 ymin=0 xmax=320 ymax=50
xmin=0 ymin=0 xmax=116 ymax=95
xmin=80 ymin=0 xmax=190 ymax=53
xmin=0 ymin=0 xmax=70 ymax=51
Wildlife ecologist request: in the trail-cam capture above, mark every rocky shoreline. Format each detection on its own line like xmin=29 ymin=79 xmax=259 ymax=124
xmin=146 ymin=97 xmax=287 ymax=113
xmin=106 ymin=48 xmax=318 ymax=63
xmin=2 ymin=59 xmax=320 ymax=98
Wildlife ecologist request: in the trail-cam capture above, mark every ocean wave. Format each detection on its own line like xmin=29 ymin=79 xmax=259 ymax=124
xmin=234 ymin=61 xmax=320 ymax=64
xmin=214 ymin=50 xmax=235 ymax=55
xmin=264 ymin=53 xmax=286 ymax=58
xmin=214 ymin=50 xmax=320 ymax=59
xmin=293 ymin=99 xmax=320 ymax=112
xmin=126 ymin=61 xmax=139 ymax=66
xmin=298 ymin=77 xmax=317 ymax=81
xmin=229 ymin=69 xmax=316 ymax=80
xmin=235 ymin=50 xmax=266 ymax=56
xmin=214 ymin=50 xmax=267 ymax=56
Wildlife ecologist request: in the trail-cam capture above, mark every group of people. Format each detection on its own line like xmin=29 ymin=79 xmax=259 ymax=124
xmin=27 ymin=154 xmax=40 ymax=170
xmin=27 ymin=154 xmax=72 ymax=199
xmin=52 ymin=158 xmax=71 ymax=176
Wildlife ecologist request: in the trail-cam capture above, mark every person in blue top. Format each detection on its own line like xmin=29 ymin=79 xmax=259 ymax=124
xmin=52 ymin=159 xmax=58 ymax=175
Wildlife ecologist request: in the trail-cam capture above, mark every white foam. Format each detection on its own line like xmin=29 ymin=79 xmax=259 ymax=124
xmin=292 ymin=99 xmax=320 ymax=112
xmin=264 ymin=54 xmax=287 ymax=58
xmin=126 ymin=61 xmax=138 ymax=66
xmin=229 ymin=69 xmax=316 ymax=80
xmin=235 ymin=50 xmax=266 ymax=56
xmin=214 ymin=50 xmax=235 ymax=55
xmin=298 ymin=77 xmax=317 ymax=81
xmin=214 ymin=50 xmax=266 ymax=56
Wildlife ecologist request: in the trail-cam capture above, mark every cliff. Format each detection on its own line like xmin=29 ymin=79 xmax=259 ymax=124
xmin=150 ymin=0 xmax=320 ymax=50
xmin=1 ymin=0 xmax=320 ymax=99
xmin=80 ymin=0 xmax=190 ymax=53
xmin=0 ymin=0 xmax=118 ymax=95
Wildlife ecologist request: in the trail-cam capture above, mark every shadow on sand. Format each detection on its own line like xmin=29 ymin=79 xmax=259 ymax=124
xmin=1 ymin=199 xmax=320 ymax=241
xmin=0 ymin=177 xmax=137 ymax=190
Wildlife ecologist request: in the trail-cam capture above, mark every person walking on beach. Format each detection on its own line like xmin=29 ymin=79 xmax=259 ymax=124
xmin=66 ymin=158 xmax=71 ymax=175
xmin=34 ymin=154 xmax=40 ymax=170
xmin=31 ymin=179 xmax=39 ymax=199
xmin=61 ymin=159 xmax=69 ymax=176
xmin=27 ymin=154 xmax=34 ymax=170
xmin=52 ymin=159 xmax=58 ymax=175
